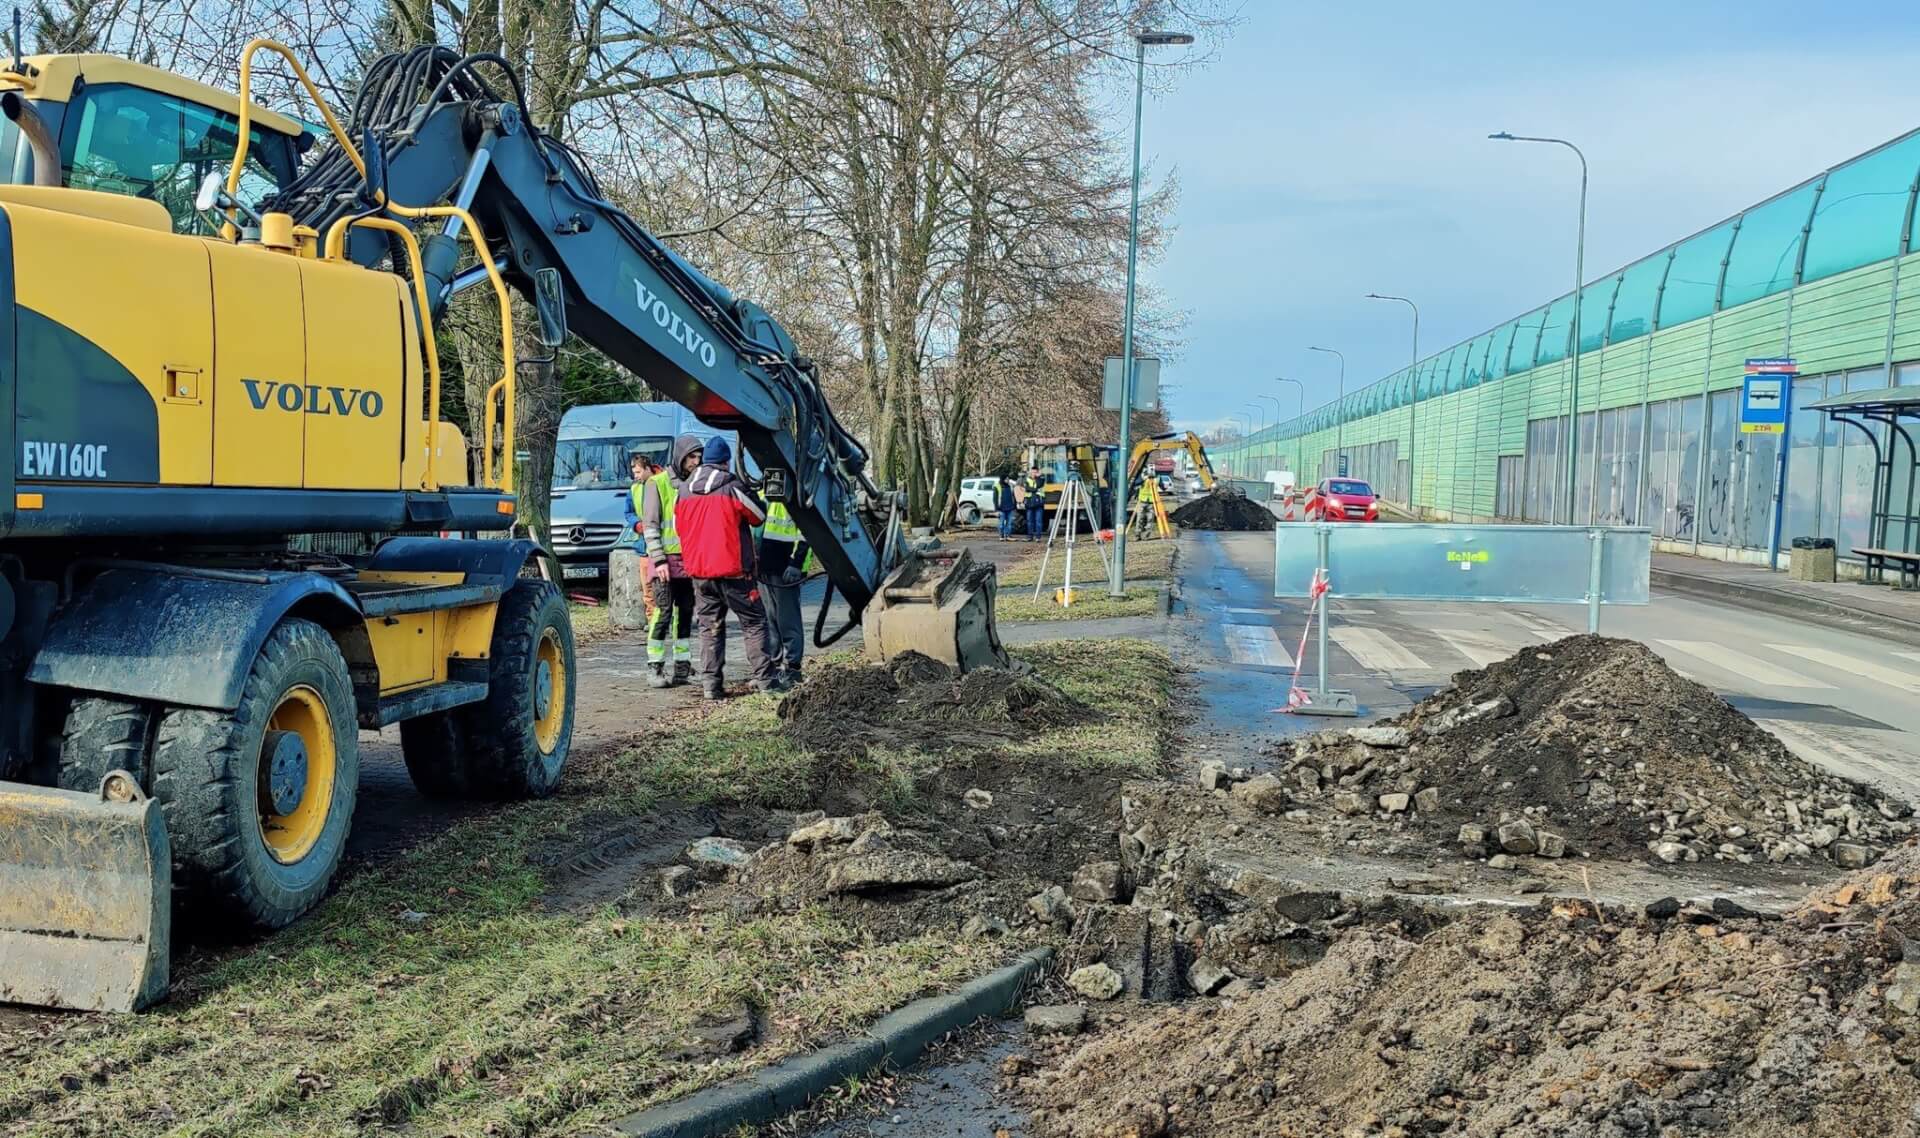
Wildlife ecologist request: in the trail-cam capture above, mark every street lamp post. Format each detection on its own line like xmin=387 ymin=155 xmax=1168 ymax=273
xmin=1365 ymin=293 xmax=1419 ymax=508
xmin=1232 ymin=412 xmax=1254 ymax=476
xmin=1254 ymin=393 xmax=1284 ymax=476
xmin=1274 ymin=376 xmax=1304 ymax=475
xmin=1490 ymin=131 xmax=1587 ymax=525
xmin=1111 ymin=27 xmax=1194 ymax=598
xmin=1308 ymin=347 xmax=1346 ymax=479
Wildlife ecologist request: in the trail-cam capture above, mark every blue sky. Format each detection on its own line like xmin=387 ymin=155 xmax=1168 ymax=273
xmin=1129 ymin=1 xmax=1920 ymax=436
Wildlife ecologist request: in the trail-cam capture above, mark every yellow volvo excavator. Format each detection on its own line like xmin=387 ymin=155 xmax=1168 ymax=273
xmin=0 ymin=41 xmax=1004 ymax=1013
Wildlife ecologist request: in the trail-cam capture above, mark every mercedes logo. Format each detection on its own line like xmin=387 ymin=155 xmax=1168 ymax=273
xmin=566 ymin=527 xmax=586 ymax=545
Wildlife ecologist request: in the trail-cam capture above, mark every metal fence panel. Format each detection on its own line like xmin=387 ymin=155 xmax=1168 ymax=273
xmin=1273 ymin=523 xmax=1651 ymax=605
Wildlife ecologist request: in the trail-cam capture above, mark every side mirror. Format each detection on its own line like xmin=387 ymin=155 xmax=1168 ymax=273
xmin=194 ymin=171 xmax=224 ymax=213
xmin=533 ymin=267 xmax=567 ymax=347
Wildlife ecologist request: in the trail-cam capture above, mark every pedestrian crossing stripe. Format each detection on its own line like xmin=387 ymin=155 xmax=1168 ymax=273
xmin=1766 ymin=643 xmax=1920 ymax=695
xmin=1329 ymin=626 xmax=1431 ymax=671
xmin=1655 ymin=640 xmax=1834 ymax=689
xmin=1223 ymin=623 xmax=1293 ymax=667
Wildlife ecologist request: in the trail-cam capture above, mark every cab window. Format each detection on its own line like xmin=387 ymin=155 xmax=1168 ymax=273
xmin=59 ymin=83 xmax=285 ymax=234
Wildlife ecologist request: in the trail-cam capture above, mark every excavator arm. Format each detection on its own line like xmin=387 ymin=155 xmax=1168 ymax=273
xmin=262 ymin=45 xmax=1005 ymax=668
xmin=1125 ymin=431 xmax=1216 ymax=493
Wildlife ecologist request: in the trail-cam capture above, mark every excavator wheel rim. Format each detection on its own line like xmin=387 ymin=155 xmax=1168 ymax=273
xmin=533 ymin=628 xmax=567 ymax=755
xmin=259 ymin=684 xmax=337 ymax=864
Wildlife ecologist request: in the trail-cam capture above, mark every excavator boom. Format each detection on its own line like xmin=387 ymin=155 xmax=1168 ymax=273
xmin=268 ymin=46 xmax=1003 ymax=665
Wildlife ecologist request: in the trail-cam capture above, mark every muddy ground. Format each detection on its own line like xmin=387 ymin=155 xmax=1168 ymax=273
xmin=754 ymin=636 xmax=1920 ymax=1138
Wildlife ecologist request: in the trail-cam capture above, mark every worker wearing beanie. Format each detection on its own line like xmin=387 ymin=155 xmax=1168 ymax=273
xmin=673 ymin=435 xmax=780 ymax=698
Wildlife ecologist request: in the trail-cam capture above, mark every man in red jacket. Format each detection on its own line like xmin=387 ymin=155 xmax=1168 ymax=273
xmin=673 ymin=436 xmax=781 ymax=698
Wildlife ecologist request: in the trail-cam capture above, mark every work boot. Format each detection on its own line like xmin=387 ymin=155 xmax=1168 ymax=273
xmin=646 ymin=662 xmax=671 ymax=689
xmin=702 ymin=679 xmax=726 ymax=701
xmin=672 ymin=661 xmax=693 ymax=686
xmin=752 ymin=674 xmax=789 ymax=695
xmin=782 ymin=668 xmax=805 ymax=689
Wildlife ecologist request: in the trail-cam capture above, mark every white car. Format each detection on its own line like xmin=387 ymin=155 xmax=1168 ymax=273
xmin=954 ymin=476 xmax=1001 ymax=525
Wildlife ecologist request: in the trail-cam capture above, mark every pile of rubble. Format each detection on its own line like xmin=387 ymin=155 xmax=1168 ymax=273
xmin=1275 ymin=636 xmax=1911 ymax=869
xmin=1168 ymin=488 xmax=1275 ymax=531
xmin=776 ymin=651 xmax=1095 ymax=759
xmin=1018 ymin=843 xmax=1920 ymax=1138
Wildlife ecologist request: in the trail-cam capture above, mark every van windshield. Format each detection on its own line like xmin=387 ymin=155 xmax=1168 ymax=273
xmin=555 ymin=436 xmax=672 ymax=490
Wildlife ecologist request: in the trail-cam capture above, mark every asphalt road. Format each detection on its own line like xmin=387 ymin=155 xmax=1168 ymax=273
xmin=1185 ymin=530 xmax=1920 ymax=802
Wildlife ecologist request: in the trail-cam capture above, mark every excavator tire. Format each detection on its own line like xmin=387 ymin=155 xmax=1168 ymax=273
xmin=398 ymin=579 xmax=573 ymax=800
xmin=150 ymin=617 xmax=358 ymax=929
xmin=56 ymin=697 xmax=153 ymax=794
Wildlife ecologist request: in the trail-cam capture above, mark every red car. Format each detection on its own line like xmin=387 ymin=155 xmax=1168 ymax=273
xmin=1303 ymin=478 xmax=1380 ymax=522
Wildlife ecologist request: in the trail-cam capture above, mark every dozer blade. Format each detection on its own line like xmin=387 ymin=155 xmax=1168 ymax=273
xmin=863 ymin=548 xmax=1011 ymax=673
xmin=0 ymin=772 xmax=169 ymax=1012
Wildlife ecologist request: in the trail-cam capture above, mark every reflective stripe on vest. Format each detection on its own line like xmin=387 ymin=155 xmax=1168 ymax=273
xmin=764 ymin=501 xmax=801 ymax=542
xmin=633 ymin=471 xmax=680 ymax=554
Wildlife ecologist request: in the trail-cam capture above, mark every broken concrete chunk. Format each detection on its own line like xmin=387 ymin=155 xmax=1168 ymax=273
xmin=1332 ymin=790 xmax=1367 ymax=816
xmin=1495 ymin=820 xmax=1538 ymax=855
xmin=960 ymin=914 xmax=1009 ymax=940
xmin=1068 ymin=962 xmax=1124 ymax=1001
xmin=1888 ymin=963 xmax=1920 ymax=1016
xmin=1458 ymin=823 xmax=1487 ymax=846
xmin=1186 ymin=957 xmax=1232 ymax=996
xmin=963 ymin=788 xmax=995 ymax=810
xmin=687 ymin=836 xmax=753 ymax=869
xmin=787 ymin=816 xmax=858 ymax=848
xmin=1197 ymin=760 xmax=1229 ymax=791
xmin=1652 ymin=841 xmax=1692 ymax=864
xmin=1832 ymin=841 xmax=1873 ymax=869
xmin=1025 ymin=1004 xmax=1089 ymax=1035
xmin=1230 ymin=773 xmax=1290 ymax=814
xmin=1378 ymin=793 xmax=1411 ymax=814
xmin=1294 ymin=766 xmax=1322 ymax=792
xmin=1345 ymin=726 xmax=1410 ymax=748
xmin=1218 ymin=978 xmax=1258 ymax=1000
xmin=658 ymin=865 xmax=696 ymax=898
xmin=1422 ymin=695 xmax=1516 ymax=737
xmin=1536 ymin=831 xmax=1568 ymax=859
xmin=1070 ymin=861 xmax=1125 ymax=904
xmin=1805 ymin=824 xmax=1837 ymax=850
xmin=1414 ymin=787 xmax=1441 ymax=815
xmin=1028 ymin=885 xmax=1076 ymax=925
xmin=1487 ymin=854 xmax=1516 ymax=870
xmin=825 ymin=852 xmax=978 ymax=894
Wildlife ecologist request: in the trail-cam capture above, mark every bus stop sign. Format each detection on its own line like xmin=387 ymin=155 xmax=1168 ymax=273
xmin=1741 ymin=358 xmax=1796 ymax=434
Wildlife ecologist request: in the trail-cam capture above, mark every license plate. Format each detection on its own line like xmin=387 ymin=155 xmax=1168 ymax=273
xmin=562 ymin=564 xmax=605 ymax=579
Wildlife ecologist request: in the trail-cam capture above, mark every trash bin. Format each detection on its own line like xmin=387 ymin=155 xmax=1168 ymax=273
xmin=1789 ymin=536 xmax=1836 ymax=582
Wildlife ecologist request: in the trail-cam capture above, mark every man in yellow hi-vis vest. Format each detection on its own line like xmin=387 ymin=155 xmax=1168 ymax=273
xmin=1132 ymin=476 xmax=1158 ymax=539
xmin=633 ymin=435 xmax=704 ymax=687
xmin=757 ymin=498 xmax=810 ymax=687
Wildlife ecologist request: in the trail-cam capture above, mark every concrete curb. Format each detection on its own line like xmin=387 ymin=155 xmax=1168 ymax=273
xmin=1651 ymin=567 xmax=1920 ymax=649
xmin=610 ymin=947 xmax=1053 ymax=1137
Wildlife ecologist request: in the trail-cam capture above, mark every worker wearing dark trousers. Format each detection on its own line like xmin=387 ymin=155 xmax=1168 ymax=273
xmin=633 ymin=436 xmax=702 ymax=687
xmin=757 ymin=500 xmax=809 ymax=687
xmin=673 ymin=436 xmax=779 ymax=698
xmin=1021 ymin=467 xmax=1047 ymax=542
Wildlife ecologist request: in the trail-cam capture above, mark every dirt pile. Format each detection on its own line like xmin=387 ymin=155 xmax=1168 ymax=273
xmin=1021 ymin=843 xmax=1920 ymax=1138
xmin=777 ymin=652 xmax=1097 ymax=758
xmin=1169 ymin=488 xmax=1275 ymax=531
xmin=1278 ymin=635 xmax=1911 ymax=869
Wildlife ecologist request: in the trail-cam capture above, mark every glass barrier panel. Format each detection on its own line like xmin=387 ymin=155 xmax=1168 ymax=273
xmin=1273 ymin=523 xmax=1652 ymax=605
xmin=1722 ymin=182 xmax=1820 ymax=309
xmin=1804 ymin=134 xmax=1920 ymax=280
xmin=1660 ymin=222 xmax=1735 ymax=328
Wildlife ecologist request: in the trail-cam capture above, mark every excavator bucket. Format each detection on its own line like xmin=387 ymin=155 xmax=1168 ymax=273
xmin=0 ymin=772 xmax=170 ymax=1012
xmin=863 ymin=548 xmax=1011 ymax=673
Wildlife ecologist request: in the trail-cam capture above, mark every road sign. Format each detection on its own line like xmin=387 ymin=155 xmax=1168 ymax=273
xmin=1102 ymin=357 xmax=1160 ymax=412
xmin=1337 ymin=453 xmax=1349 ymax=477
xmin=1740 ymin=358 xmax=1796 ymax=435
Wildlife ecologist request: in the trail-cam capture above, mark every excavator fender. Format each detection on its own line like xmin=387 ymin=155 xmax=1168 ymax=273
xmin=0 ymin=770 xmax=170 ymax=1011
xmin=27 ymin=566 xmax=361 ymax=711
xmin=363 ymin=535 xmax=542 ymax=587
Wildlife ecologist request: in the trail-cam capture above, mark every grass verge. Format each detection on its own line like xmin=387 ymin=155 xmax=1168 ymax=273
xmin=0 ymin=639 xmax=1172 ymax=1138
xmin=567 ymin=600 xmax=615 ymax=644
xmin=994 ymin=537 xmax=1175 ymax=588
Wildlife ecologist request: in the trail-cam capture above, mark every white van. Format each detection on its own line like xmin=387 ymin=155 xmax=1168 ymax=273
xmin=549 ymin=402 xmax=730 ymax=579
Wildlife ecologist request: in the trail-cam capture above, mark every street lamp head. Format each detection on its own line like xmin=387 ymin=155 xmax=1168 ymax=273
xmin=1489 ymin=131 xmax=1515 ymax=140
xmin=1136 ymin=29 xmax=1194 ymax=45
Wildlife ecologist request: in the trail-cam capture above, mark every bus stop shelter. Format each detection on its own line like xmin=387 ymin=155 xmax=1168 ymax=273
xmin=1806 ymin=386 xmax=1920 ymax=579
